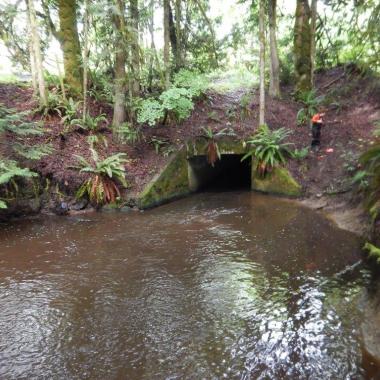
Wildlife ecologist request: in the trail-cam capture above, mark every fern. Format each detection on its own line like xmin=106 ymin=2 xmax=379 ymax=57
xmin=13 ymin=143 xmax=54 ymax=160
xmin=242 ymin=125 xmax=293 ymax=176
xmin=73 ymin=149 xmax=128 ymax=205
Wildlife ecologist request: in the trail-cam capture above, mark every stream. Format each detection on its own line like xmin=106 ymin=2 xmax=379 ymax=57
xmin=0 ymin=192 xmax=378 ymax=379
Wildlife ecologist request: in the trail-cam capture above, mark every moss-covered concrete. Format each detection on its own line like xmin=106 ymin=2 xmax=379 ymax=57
xmin=186 ymin=137 xmax=247 ymax=157
xmin=138 ymin=137 xmax=302 ymax=209
xmin=252 ymin=166 xmax=302 ymax=197
xmin=137 ymin=148 xmax=190 ymax=209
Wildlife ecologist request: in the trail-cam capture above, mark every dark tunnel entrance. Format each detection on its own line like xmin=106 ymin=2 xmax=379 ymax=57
xmin=188 ymin=154 xmax=251 ymax=192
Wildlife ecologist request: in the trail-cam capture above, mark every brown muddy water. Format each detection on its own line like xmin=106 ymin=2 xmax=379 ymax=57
xmin=0 ymin=192 xmax=378 ymax=379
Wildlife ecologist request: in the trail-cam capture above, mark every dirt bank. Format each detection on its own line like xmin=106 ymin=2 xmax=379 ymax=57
xmin=0 ymin=65 xmax=379 ymax=231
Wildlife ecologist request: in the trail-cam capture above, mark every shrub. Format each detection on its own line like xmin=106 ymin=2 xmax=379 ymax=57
xmin=242 ymin=125 xmax=293 ymax=177
xmin=74 ymin=149 xmax=128 ymax=206
xmin=159 ymin=87 xmax=194 ymax=121
xmin=116 ymin=123 xmax=141 ymax=145
xmin=137 ymin=99 xmax=165 ymax=126
xmin=173 ymin=69 xmax=209 ymax=97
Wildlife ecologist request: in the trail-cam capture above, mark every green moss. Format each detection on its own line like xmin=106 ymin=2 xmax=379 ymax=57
xmin=364 ymin=242 xmax=380 ymax=264
xmin=252 ymin=166 xmax=302 ymax=197
xmin=58 ymin=0 xmax=82 ymax=94
xmin=138 ymin=149 xmax=190 ymax=209
xmin=187 ymin=137 xmax=246 ymax=157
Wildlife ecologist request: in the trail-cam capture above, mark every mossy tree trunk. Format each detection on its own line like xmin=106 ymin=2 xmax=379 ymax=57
xmin=268 ymin=0 xmax=281 ymax=98
xmin=174 ymin=0 xmax=184 ymax=70
xmin=26 ymin=0 xmax=47 ymax=106
xmin=58 ymin=0 xmax=82 ymax=94
xmin=258 ymin=0 xmax=266 ymax=125
xmin=310 ymin=0 xmax=317 ymax=85
xmin=294 ymin=0 xmax=312 ymax=94
xmin=129 ymin=0 xmax=140 ymax=97
xmin=112 ymin=0 xmax=127 ymax=130
xmin=163 ymin=0 xmax=171 ymax=89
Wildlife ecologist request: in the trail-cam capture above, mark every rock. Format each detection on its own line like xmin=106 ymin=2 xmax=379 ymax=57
xmin=53 ymin=201 xmax=69 ymax=216
xmin=252 ymin=166 xmax=302 ymax=197
xmin=360 ymin=284 xmax=380 ymax=366
xmin=71 ymin=198 xmax=88 ymax=211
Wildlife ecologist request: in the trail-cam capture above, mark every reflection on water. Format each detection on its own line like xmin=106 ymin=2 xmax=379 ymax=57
xmin=0 ymin=192 xmax=377 ymax=379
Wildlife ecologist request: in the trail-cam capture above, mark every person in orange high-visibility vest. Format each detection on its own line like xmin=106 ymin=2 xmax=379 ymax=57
xmin=311 ymin=112 xmax=325 ymax=149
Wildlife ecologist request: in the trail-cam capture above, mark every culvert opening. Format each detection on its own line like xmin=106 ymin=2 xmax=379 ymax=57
xmin=188 ymin=154 xmax=251 ymax=192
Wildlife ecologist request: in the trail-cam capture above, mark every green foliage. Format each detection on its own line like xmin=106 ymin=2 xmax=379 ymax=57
xmin=0 ymin=104 xmax=44 ymax=136
xmin=74 ymin=149 xmax=128 ymax=206
xmin=354 ymin=143 xmax=380 ymax=220
xmin=13 ymin=143 xmax=54 ymax=160
xmin=86 ymin=134 xmax=108 ymax=149
xmin=149 ymin=137 xmax=169 ymax=154
xmin=201 ymin=127 xmax=232 ymax=166
xmin=292 ymin=147 xmax=309 ymax=160
xmin=137 ymin=87 xmax=195 ymax=126
xmin=71 ymin=114 xmax=107 ymax=132
xmin=364 ymin=242 xmax=380 ymax=264
xmin=173 ymin=70 xmax=209 ymax=97
xmin=0 ymin=159 xmax=38 ymax=208
xmin=159 ymin=88 xmax=194 ymax=121
xmin=117 ymin=123 xmax=141 ymax=144
xmin=242 ymin=125 xmax=293 ymax=177
xmin=36 ymin=90 xmax=63 ymax=117
xmin=296 ymin=90 xmax=324 ymax=126
xmin=137 ymin=99 xmax=165 ymax=127
xmin=239 ymin=93 xmax=252 ymax=119
xmin=58 ymin=98 xmax=81 ymax=125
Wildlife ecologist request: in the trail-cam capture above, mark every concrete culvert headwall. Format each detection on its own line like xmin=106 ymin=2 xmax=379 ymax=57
xmin=188 ymin=154 xmax=251 ymax=192
xmin=137 ymin=137 xmax=302 ymax=209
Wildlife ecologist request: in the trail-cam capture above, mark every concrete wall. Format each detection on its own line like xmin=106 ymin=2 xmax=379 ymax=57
xmin=137 ymin=137 xmax=302 ymax=209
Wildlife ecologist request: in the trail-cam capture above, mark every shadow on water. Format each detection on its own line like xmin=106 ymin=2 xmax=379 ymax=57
xmin=0 ymin=192 xmax=379 ymax=379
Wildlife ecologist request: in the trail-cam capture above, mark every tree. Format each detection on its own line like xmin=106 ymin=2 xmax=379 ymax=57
xmin=82 ymin=0 xmax=89 ymax=121
xmin=268 ymin=0 xmax=280 ymax=98
xmin=42 ymin=0 xmax=82 ymax=93
xmin=163 ymin=0 xmax=171 ymax=89
xmin=26 ymin=0 xmax=47 ymax=106
xmin=112 ymin=0 xmax=127 ymax=129
xmin=174 ymin=0 xmax=184 ymax=69
xmin=129 ymin=0 xmax=140 ymax=96
xmin=310 ymin=0 xmax=317 ymax=85
xmin=259 ymin=0 xmax=265 ymax=125
xmin=294 ymin=0 xmax=312 ymax=94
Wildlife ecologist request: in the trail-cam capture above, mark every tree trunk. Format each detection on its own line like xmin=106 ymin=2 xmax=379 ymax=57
xmin=28 ymin=33 xmax=38 ymax=97
xmin=268 ymin=0 xmax=280 ymax=98
xmin=82 ymin=0 xmax=89 ymax=121
xmin=129 ymin=0 xmax=140 ymax=96
xmin=27 ymin=0 xmax=47 ymax=106
xmin=112 ymin=0 xmax=127 ymax=129
xmin=168 ymin=1 xmax=178 ymax=68
xmin=259 ymin=0 xmax=265 ymax=126
xmin=174 ymin=0 xmax=184 ymax=69
xmin=310 ymin=0 xmax=317 ymax=85
xmin=58 ymin=0 xmax=82 ymax=94
xmin=163 ymin=0 xmax=171 ymax=89
xmin=294 ymin=0 xmax=312 ymax=94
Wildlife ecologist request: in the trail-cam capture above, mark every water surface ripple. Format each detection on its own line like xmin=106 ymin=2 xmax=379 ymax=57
xmin=0 ymin=192 xmax=374 ymax=379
